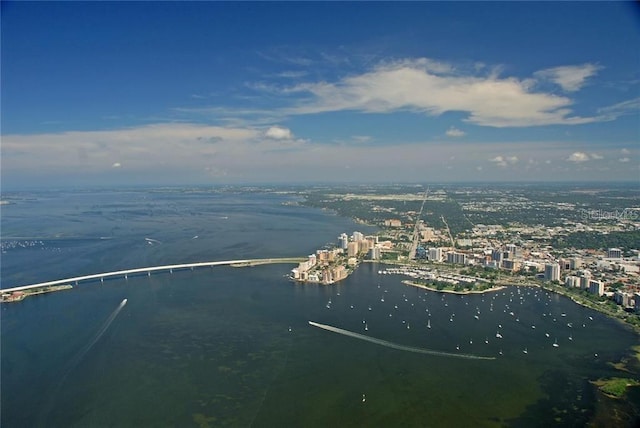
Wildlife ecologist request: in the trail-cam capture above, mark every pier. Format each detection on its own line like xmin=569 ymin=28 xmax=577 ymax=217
xmin=0 ymin=257 xmax=306 ymax=294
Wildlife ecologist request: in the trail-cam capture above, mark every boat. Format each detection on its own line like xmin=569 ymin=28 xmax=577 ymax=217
xmin=362 ymin=394 xmax=366 ymax=403
xmin=427 ymin=319 xmax=431 ymax=329
xmin=569 ymin=335 xmax=573 ymax=341
xmin=485 ymin=337 xmax=489 ymax=344
xmin=122 ymin=298 xmax=128 ymax=304
xmin=474 ymin=315 xmax=479 ymax=320
xmin=553 ymin=339 xmax=559 ymax=348
xmin=365 ymin=324 xmax=368 ymax=331
xmin=545 ymin=333 xmax=550 ymax=338
xmin=496 ymin=332 xmax=503 ymax=339
xmin=456 ymin=345 xmax=460 ymax=350
xmin=523 ymin=348 xmax=528 ymax=354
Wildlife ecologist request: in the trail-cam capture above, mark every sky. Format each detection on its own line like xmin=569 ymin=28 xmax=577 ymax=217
xmin=1 ymin=1 xmax=639 ymax=188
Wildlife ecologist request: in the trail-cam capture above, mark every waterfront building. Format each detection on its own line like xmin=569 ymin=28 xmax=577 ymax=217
xmin=588 ymin=279 xmax=604 ymax=296
xmin=368 ymin=247 xmax=381 ymax=260
xmin=338 ymin=233 xmax=348 ymax=249
xmin=352 ymin=231 xmax=364 ymax=242
xmin=614 ymin=291 xmax=634 ymax=308
xmin=544 ymin=263 xmax=561 ymax=282
xmin=347 ymin=241 xmax=359 ymax=258
xmin=565 ymin=275 xmax=581 ymax=288
xmin=428 ymin=247 xmax=442 ymax=262
xmin=384 ymin=219 xmax=402 ymax=227
xmin=579 ymin=270 xmax=592 ymax=290
xmin=446 ymin=251 xmax=467 ymax=265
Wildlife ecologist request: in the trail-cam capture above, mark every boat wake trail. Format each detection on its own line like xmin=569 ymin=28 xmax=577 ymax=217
xmin=37 ymin=299 xmax=128 ymax=427
xmin=308 ymin=321 xmax=495 ymax=361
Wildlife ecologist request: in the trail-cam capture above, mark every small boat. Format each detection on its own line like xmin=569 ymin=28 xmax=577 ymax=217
xmin=496 ymin=332 xmax=503 ymax=339
xmin=553 ymin=339 xmax=559 ymax=348
xmin=523 ymin=348 xmax=528 ymax=354
xmin=365 ymin=324 xmax=368 ymax=331
xmin=427 ymin=319 xmax=431 ymax=329
xmin=407 ymin=323 xmax=410 ymax=330
xmin=362 ymin=394 xmax=366 ymax=403
xmin=456 ymin=345 xmax=460 ymax=350
xmin=531 ymin=325 xmax=536 ymax=329
xmin=368 ymin=306 xmax=372 ymax=311
xmin=288 ymin=326 xmax=292 ymax=332
xmin=469 ymin=339 xmax=473 ymax=344
xmin=561 ymin=313 xmax=567 ymax=317
xmin=545 ymin=333 xmax=550 ymax=338
xmin=474 ymin=315 xmax=479 ymax=320
xmin=499 ymin=349 xmax=503 ymax=355
xmin=568 ymin=335 xmax=573 ymax=341
xmin=485 ymin=337 xmax=489 ymax=344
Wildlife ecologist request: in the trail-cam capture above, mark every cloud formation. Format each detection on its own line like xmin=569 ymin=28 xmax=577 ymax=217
xmin=566 ymin=152 xmax=590 ymax=163
xmin=534 ymin=63 xmax=601 ymax=92
xmin=446 ymin=127 xmax=466 ymax=137
xmin=489 ymin=155 xmax=519 ymax=167
xmin=276 ymin=58 xmax=600 ymax=127
xmin=264 ymin=125 xmax=293 ymax=140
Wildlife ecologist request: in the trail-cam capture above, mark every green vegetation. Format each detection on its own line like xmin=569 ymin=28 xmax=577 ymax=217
xmin=592 ymin=378 xmax=640 ymax=398
xmin=551 ymin=230 xmax=640 ymax=251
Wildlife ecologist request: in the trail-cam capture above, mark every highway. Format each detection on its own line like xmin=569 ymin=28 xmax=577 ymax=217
xmin=0 ymin=257 xmax=306 ymax=294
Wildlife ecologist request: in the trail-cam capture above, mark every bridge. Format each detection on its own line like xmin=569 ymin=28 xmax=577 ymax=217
xmin=0 ymin=257 xmax=306 ymax=294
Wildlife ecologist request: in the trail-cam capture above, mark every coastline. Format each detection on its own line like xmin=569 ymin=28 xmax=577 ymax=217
xmin=402 ymin=280 xmax=506 ymax=295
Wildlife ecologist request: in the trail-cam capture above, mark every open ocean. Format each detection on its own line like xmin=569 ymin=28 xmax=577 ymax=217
xmin=1 ymin=188 xmax=639 ymax=427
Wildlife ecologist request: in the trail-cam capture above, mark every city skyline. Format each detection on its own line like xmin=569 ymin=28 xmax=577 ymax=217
xmin=1 ymin=2 xmax=638 ymax=188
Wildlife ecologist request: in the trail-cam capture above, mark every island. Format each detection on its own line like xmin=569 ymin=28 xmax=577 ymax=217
xmin=1 ymin=284 xmax=73 ymax=302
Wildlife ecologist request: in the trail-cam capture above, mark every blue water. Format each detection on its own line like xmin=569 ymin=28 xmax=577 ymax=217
xmin=1 ymin=188 xmax=638 ymax=427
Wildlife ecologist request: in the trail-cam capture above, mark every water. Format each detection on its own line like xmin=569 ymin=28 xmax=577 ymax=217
xmin=1 ymin=188 xmax=638 ymax=426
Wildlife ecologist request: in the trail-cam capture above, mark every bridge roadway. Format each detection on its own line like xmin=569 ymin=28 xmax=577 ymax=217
xmin=0 ymin=257 xmax=306 ymax=294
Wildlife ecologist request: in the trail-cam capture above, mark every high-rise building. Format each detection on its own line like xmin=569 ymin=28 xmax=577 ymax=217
xmin=352 ymin=231 xmax=364 ymax=242
xmin=588 ymin=280 xmax=604 ymax=296
xmin=338 ymin=233 xmax=349 ymax=249
xmin=544 ymin=263 xmax=560 ymax=282
xmin=506 ymin=244 xmax=518 ymax=258
xmin=446 ymin=251 xmax=467 ymax=265
xmin=428 ymin=247 xmax=442 ymax=262
xmin=347 ymin=241 xmax=359 ymax=257
xmin=607 ymin=248 xmax=622 ymax=259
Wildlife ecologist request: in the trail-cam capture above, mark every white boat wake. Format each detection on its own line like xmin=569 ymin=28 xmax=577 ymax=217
xmin=308 ymin=321 xmax=495 ymax=361
xmin=37 ymin=299 xmax=128 ymax=426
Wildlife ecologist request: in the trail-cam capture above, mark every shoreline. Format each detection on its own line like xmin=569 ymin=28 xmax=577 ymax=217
xmin=402 ymin=280 xmax=506 ymax=295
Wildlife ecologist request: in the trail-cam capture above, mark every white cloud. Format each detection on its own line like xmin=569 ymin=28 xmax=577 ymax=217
xmin=534 ymin=63 xmax=601 ymax=92
xmin=351 ymin=135 xmax=372 ymax=143
xmin=619 ymin=157 xmax=630 ymax=163
xmin=112 ymin=162 xmax=122 ymax=168
xmin=590 ymin=153 xmax=604 ymax=160
xmin=597 ymin=97 xmax=640 ymax=120
xmin=489 ymin=155 xmax=518 ymax=167
xmin=446 ymin=127 xmax=466 ymax=137
xmin=264 ymin=126 xmax=293 ymax=140
xmin=621 ymin=148 xmax=631 ymax=155
xmin=566 ymin=152 xmax=590 ymax=162
xmin=278 ymin=58 xmax=598 ymax=127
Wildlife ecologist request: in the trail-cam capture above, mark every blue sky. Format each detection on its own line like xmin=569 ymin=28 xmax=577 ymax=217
xmin=2 ymin=1 xmax=639 ymax=187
